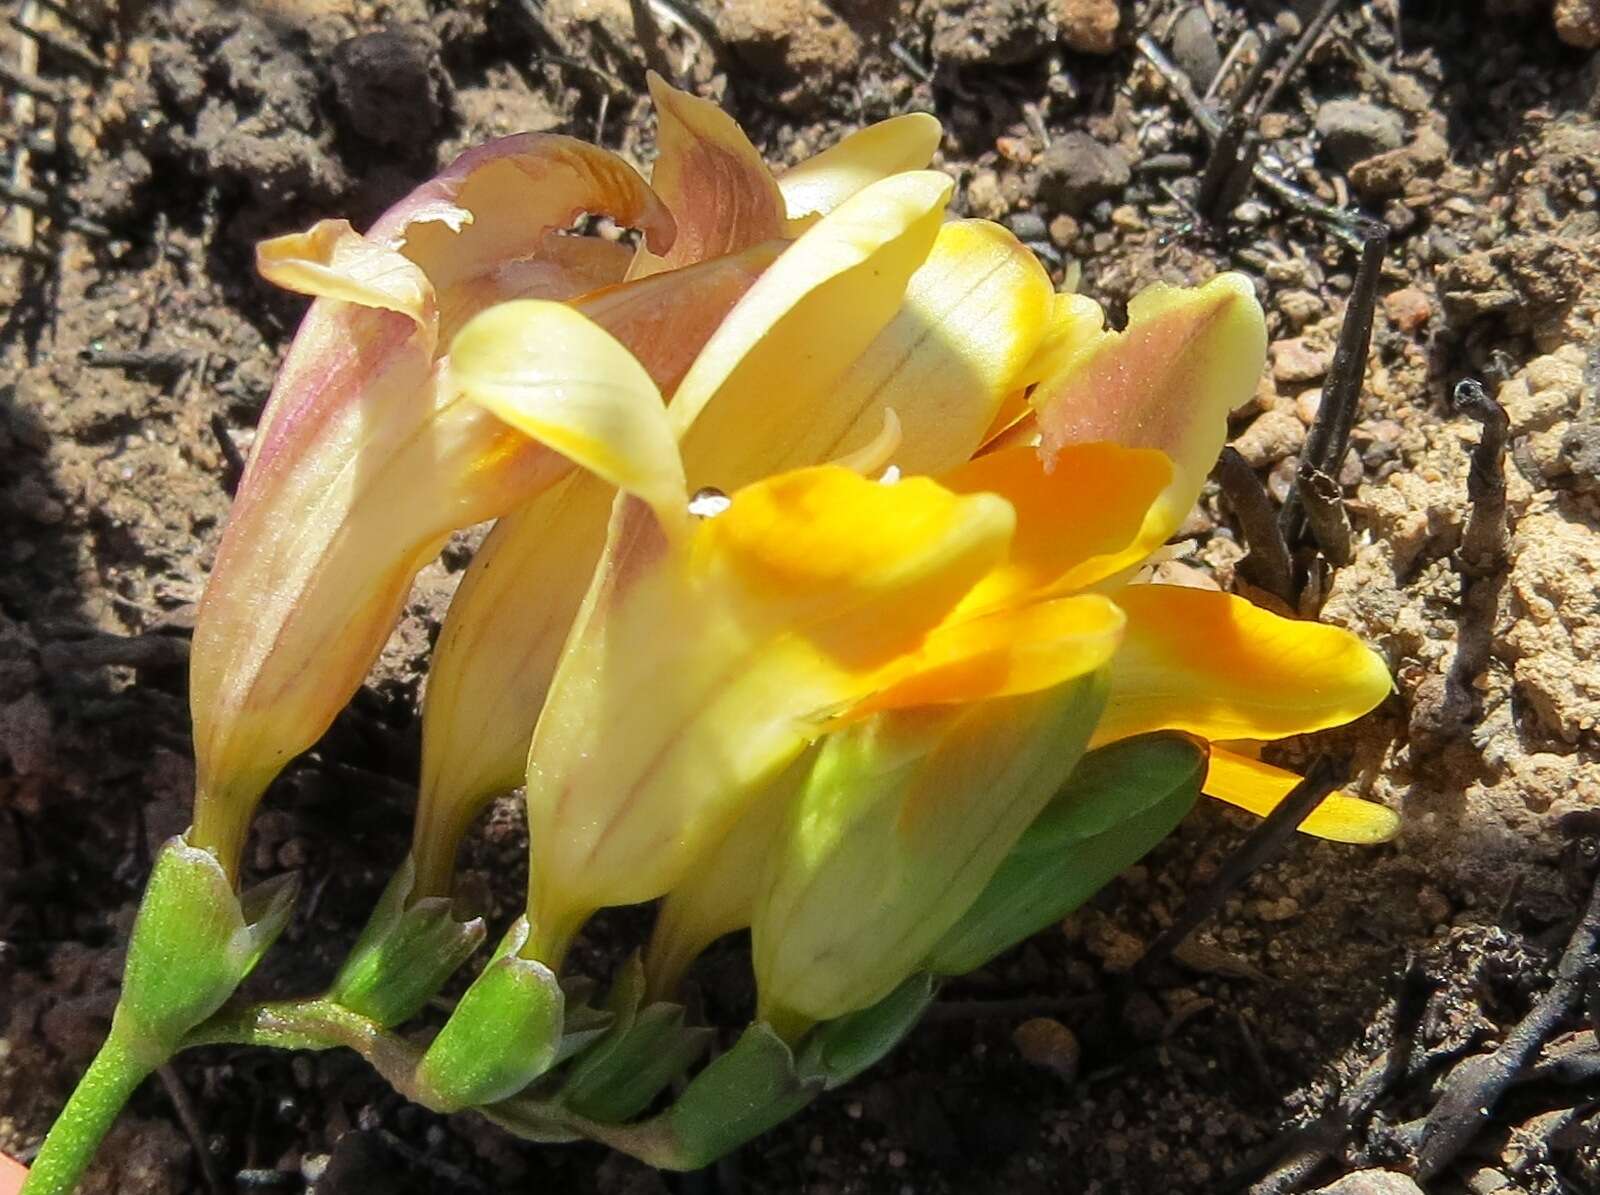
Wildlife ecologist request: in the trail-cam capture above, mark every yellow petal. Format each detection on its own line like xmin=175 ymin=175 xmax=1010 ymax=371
xmin=1093 ymin=584 xmax=1393 ymax=746
xmin=521 ymin=465 xmax=1012 ymax=953
xmin=1204 ymin=747 xmax=1400 ymax=844
xmin=670 ymin=170 xmax=954 ymax=480
xmin=574 ymin=239 xmax=784 ymax=397
xmin=642 ymin=758 xmax=807 ymax=999
xmin=1016 ymin=290 xmax=1108 ymax=388
xmin=940 ymin=442 xmax=1173 ymax=609
xmin=777 ymin=112 xmax=944 ymax=220
xmin=644 ymin=72 xmax=786 ymax=272
xmin=448 ymin=300 xmax=687 ymax=522
xmin=257 ymin=219 xmax=435 ymax=319
xmin=802 ymin=219 xmax=1055 ymax=478
xmin=1031 ymin=272 xmax=1267 ymax=548
xmin=844 ymin=594 xmax=1123 ymax=717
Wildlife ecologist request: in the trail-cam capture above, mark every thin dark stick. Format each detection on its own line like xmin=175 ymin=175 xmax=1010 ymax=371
xmin=1196 ymin=110 xmax=1253 ymax=220
xmin=1453 ymin=379 xmax=1509 ymax=578
xmin=0 ymin=176 xmax=113 ymax=239
xmin=1280 ymin=223 xmax=1387 ymax=544
xmin=0 ymin=59 xmax=64 ymax=101
xmin=1134 ymin=35 xmax=1369 ymax=248
xmin=81 ymin=346 xmax=189 ymax=374
xmin=1133 ymin=759 xmax=1341 ymax=982
xmin=1214 ymin=446 xmax=1295 ymax=602
xmin=5 ymin=15 xmax=102 ymax=73
xmin=1298 ymin=465 xmax=1353 ymax=567
xmin=157 ymin=1065 xmax=225 ymax=1195
xmin=1227 ymin=23 xmax=1290 ymax=114
xmin=210 ymin=413 xmax=246 ymax=496
xmin=41 ymin=630 xmax=190 ymax=673
xmin=1415 ymin=868 xmax=1600 ymax=1179
xmin=1251 ymin=0 xmax=1346 ymax=120
xmin=1249 ymin=955 xmax=1434 ymax=1193
xmin=629 ymin=0 xmax=675 ymax=82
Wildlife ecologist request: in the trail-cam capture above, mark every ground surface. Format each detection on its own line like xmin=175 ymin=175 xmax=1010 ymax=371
xmin=2 ymin=1 xmax=1600 ymax=1192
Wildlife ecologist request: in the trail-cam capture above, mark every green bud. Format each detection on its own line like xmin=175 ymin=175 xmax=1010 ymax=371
xmin=120 ymin=836 xmax=298 ymax=1058
xmin=327 ymin=855 xmax=486 ymax=1028
xmin=926 ymin=733 xmax=1205 ymax=976
xmin=414 ymin=918 xmax=564 ymax=1112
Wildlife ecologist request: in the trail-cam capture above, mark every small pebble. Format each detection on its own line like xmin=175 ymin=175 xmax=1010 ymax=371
xmin=1271 ymin=338 xmax=1333 ymax=384
xmin=1314 ymin=99 xmax=1405 ymax=170
xmin=1170 ymin=5 xmax=1221 ymax=90
xmin=1012 ymin=1017 xmax=1081 ymax=1081
xmin=1053 ymin=0 xmax=1120 ymax=55
xmin=1383 ymin=286 xmax=1432 ymax=334
xmin=1034 ymin=131 xmax=1131 ymax=215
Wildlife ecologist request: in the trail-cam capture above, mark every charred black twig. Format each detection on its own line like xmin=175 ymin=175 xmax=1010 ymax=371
xmin=1195 ymin=110 xmax=1256 ymax=221
xmin=157 ymin=1065 xmax=225 ymax=1195
xmin=1298 ymin=465 xmax=1353 ymax=567
xmin=1247 ymin=956 xmax=1435 ymax=1193
xmin=0 ymin=176 xmax=113 ymax=239
xmin=1251 ymin=0 xmax=1345 ymax=124
xmin=81 ymin=346 xmax=190 ymax=376
xmin=1134 ymin=35 xmax=1370 ymax=249
xmin=41 ymin=630 xmax=190 ymax=673
xmin=1280 ymin=223 xmax=1387 ymax=546
xmin=628 ymin=0 xmax=676 ymax=83
xmin=5 ymin=15 xmax=103 ymax=74
xmin=0 ymin=59 xmax=63 ymax=102
xmin=1412 ymin=866 xmax=1600 ymax=1180
xmin=210 ymin=413 xmax=246 ymax=496
xmin=1452 ymin=379 xmax=1509 ymax=578
xmin=1214 ymin=446 xmax=1295 ymax=602
xmin=1132 ymin=759 xmax=1341 ymax=983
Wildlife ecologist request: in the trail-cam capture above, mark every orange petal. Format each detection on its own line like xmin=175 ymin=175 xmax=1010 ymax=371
xmin=1204 ymin=747 xmax=1400 ymax=844
xmin=644 ymin=72 xmax=786 ymax=272
xmin=940 ymin=442 xmax=1173 ymax=608
xmin=845 ymin=594 xmax=1124 ymax=717
xmin=1094 ymin=584 xmax=1393 ymax=745
xmin=1032 ymin=273 xmax=1266 ymax=549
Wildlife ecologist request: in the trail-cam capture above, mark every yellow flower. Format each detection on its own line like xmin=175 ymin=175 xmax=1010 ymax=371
xmin=187 ymin=75 xmax=941 ymax=880
xmin=409 ymin=86 xmax=1034 ymax=897
xmin=641 ymin=277 xmax=1396 ymax=1028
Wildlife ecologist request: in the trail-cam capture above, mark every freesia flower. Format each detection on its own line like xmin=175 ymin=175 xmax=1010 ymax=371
xmin=187 ymin=74 xmax=940 ymax=881
xmin=408 ymin=83 xmax=1034 ymax=897
xmin=641 ymin=276 xmax=1396 ymax=1026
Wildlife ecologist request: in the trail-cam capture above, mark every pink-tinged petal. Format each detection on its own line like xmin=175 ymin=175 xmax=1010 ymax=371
xmin=1092 ymin=584 xmax=1394 ymax=747
xmin=1204 ymin=747 xmax=1401 ymax=844
xmin=370 ymin=132 xmax=674 ymax=292
xmin=642 ymin=72 xmax=786 ymax=272
xmin=1032 ymin=272 xmax=1267 ymax=550
xmin=777 ymin=112 xmax=944 ymax=220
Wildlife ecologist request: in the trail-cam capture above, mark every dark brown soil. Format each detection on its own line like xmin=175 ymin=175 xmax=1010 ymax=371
xmin=3 ymin=1 xmax=1600 ymax=1193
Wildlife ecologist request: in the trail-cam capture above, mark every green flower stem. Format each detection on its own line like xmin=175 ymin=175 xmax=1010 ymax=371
xmin=185 ymin=998 xmax=427 ymax=1103
xmin=21 ymin=1015 xmax=160 ymax=1195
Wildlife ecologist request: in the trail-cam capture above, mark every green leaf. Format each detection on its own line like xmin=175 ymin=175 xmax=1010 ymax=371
xmin=798 ymin=972 xmax=936 ymax=1089
xmin=925 ymin=734 xmax=1205 ymax=975
xmin=413 ymin=918 xmax=565 ymax=1112
xmin=560 ymin=1002 xmax=713 ymax=1123
xmin=654 ymin=1024 xmax=821 ymax=1169
xmin=327 ymin=855 xmax=486 ymax=1028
